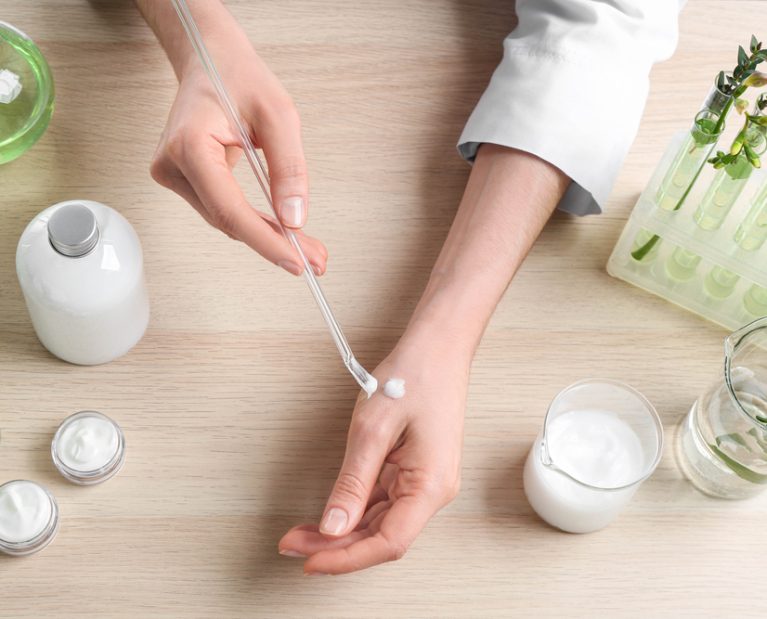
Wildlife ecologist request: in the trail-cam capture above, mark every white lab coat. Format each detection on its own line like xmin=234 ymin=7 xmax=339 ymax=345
xmin=458 ymin=0 xmax=684 ymax=215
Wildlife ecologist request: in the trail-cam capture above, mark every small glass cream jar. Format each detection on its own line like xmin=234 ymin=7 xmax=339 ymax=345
xmin=0 ymin=480 xmax=59 ymax=556
xmin=52 ymin=411 xmax=126 ymax=485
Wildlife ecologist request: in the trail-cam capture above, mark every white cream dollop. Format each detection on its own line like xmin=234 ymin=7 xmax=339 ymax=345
xmin=57 ymin=414 xmax=119 ymax=472
xmin=383 ymin=378 xmax=406 ymax=399
xmin=0 ymin=481 xmax=53 ymax=544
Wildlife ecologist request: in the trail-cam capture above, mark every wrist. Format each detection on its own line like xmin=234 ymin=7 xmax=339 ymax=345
xmin=136 ymin=0 xmax=246 ymax=81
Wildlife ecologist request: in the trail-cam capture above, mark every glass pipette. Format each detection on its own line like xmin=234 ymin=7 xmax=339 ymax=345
xmin=170 ymin=0 xmax=377 ymax=397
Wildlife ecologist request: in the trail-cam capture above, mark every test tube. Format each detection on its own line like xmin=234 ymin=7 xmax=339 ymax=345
xmin=735 ymin=178 xmax=767 ymax=251
xmin=704 ymin=266 xmax=740 ymax=299
xmin=695 ymin=110 xmax=767 ymax=231
xmin=665 ymin=246 xmax=702 ymax=281
xmin=655 ymin=85 xmax=728 ymax=213
xmin=744 ymin=284 xmax=767 ymax=317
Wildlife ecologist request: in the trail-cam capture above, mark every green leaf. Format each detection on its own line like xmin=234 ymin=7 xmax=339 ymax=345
xmin=716 ymin=70 xmax=726 ymax=91
xmin=739 ymin=45 xmax=749 ymax=66
xmin=747 ymin=114 xmax=767 ymax=127
xmin=751 ymin=35 xmax=760 ymax=53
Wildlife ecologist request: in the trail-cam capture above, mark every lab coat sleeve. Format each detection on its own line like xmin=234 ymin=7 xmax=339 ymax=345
xmin=457 ymin=0 xmax=683 ymax=215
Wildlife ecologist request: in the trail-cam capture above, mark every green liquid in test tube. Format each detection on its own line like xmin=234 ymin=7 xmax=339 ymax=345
xmin=704 ymin=265 xmax=740 ymax=299
xmin=695 ymin=158 xmax=754 ymax=231
xmin=665 ymin=246 xmax=702 ymax=281
xmin=744 ymin=284 xmax=767 ymax=317
xmin=735 ymin=179 xmax=767 ymax=252
xmin=695 ymin=119 xmax=767 ymax=231
xmin=655 ymin=111 xmax=724 ymax=212
xmin=632 ymin=83 xmax=730 ymax=263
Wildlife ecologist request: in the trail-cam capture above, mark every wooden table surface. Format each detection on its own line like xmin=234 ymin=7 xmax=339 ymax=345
xmin=1 ymin=1 xmax=765 ymax=617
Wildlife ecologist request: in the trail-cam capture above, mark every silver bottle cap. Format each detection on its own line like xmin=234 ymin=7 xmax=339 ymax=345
xmin=47 ymin=203 xmax=99 ymax=257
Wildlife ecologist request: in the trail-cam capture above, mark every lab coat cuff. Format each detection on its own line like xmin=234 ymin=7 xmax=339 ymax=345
xmin=457 ymin=44 xmax=651 ymax=216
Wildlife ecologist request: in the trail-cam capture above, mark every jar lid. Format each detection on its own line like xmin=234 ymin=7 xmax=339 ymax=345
xmin=47 ymin=203 xmax=100 ymax=257
xmin=0 ymin=22 xmax=55 ymax=165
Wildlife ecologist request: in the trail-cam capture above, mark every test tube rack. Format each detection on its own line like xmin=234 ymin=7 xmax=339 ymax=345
xmin=607 ymin=131 xmax=767 ymax=330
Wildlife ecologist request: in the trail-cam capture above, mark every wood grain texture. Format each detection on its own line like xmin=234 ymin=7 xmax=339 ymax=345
xmin=1 ymin=1 xmax=765 ymax=617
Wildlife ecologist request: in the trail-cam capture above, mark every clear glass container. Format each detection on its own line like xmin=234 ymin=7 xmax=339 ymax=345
xmin=695 ymin=112 xmax=767 ymax=231
xmin=0 ymin=480 xmax=59 ymax=556
xmin=52 ymin=411 xmax=126 ymax=485
xmin=704 ymin=265 xmax=740 ymax=299
xmin=676 ymin=317 xmax=767 ymax=498
xmin=735 ymin=178 xmax=767 ymax=251
xmin=632 ymin=81 xmax=730 ymax=262
xmin=0 ymin=21 xmax=54 ymax=164
xmin=665 ymin=246 xmax=702 ymax=281
xmin=744 ymin=284 xmax=767 ymax=317
xmin=523 ymin=379 xmax=663 ymax=533
xmin=654 ymin=98 xmax=727 ymax=212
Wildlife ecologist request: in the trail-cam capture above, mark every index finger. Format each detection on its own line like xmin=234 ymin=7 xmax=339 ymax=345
xmin=177 ymin=139 xmax=303 ymax=269
xmin=302 ymin=494 xmax=436 ymax=575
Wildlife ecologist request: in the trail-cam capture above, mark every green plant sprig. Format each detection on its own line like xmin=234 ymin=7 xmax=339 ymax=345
xmin=709 ymin=93 xmax=767 ymax=171
xmin=712 ymin=35 xmax=767 ymax=134
xmin=631 ymin=36 xmax=767 ymax=262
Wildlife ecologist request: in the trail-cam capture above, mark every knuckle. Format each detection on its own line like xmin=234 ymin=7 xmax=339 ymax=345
xmin=333 ymin=471 xmax=368 ymax=502
xmin=164 ymin=132 xmax=187 ymax=161
xmin=388 ymin=540 xmax=409 ymax=562
xmin=270 ymin=154 xmax=307 ymax=182
xmin=149 ymin=157 xmax=169 ymax=186
xmin=209 ymin=207 xmax=238 ymax=238
xmin=165 ymin=130 xmax=203 ymax=163
xmin=353 ymin=415 xmax=388 ymax=447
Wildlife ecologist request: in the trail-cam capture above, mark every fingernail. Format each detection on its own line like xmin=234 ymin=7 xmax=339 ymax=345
xmin=280 ymin=196 xmax=306 ymax=228
xmin=320 ymin=507 xmax=348 ymax=536
xmin=279 ymin=549 xmax=306 ymax=558
xmin=311 ymin=263 xmax=322 ymax=276
xmin=278 ymin=260 xmax=302 ymax=276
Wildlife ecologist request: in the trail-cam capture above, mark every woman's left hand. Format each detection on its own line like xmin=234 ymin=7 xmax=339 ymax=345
xmin=278 ymin=333 xmax=470 ymax=574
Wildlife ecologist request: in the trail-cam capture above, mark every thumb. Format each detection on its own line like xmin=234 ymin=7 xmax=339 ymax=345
xmin=320 ymin=421 xmax=391 ymax=537
xmin=259 ymin=106 xmax=309 ymax=230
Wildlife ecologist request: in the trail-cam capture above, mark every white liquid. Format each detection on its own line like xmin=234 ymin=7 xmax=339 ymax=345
xmin=383 ymin=378 xmax=406 ymax=399
xmin=16 ymin=200 xmax=149 ymax=365
xmin=0 ymin=481 xmax=53 ymax=543
xmin=523 ymin=409 xmax=646 ymax=533
xmin=57 ymin=415 xmax=119 ymax=472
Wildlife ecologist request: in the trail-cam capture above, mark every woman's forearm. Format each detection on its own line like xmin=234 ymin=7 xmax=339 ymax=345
xmin=134 ymin=0 xmax=246 ymax=80
xmin=404 ymin=144 xmax=571 ymax=357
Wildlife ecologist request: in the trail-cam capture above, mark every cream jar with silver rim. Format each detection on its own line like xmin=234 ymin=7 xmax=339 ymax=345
xmin=16 ymin=199 xmax=149 ymax=365
xmin=52 ymin=411 xmax=126 ymax=485
xmin=0 ymin=480 xmax=59 ymax=556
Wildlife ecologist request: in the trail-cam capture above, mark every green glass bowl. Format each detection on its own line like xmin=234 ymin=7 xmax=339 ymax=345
xmin=0 ymin=22 xmax=54 ymax=165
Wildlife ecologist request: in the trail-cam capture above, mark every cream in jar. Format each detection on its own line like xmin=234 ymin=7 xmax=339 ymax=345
xmin=0 ymin=480 xmax=59 ymax=556
xmin=52 ymin=411 xmax=126 ymax=484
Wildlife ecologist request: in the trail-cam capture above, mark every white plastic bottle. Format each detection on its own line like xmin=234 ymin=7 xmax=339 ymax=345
xmin=16 ymin=199 xmax=149 ymax=365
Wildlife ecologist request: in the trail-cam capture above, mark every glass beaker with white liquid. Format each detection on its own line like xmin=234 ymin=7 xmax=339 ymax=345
xmin=677 ymin=317 xmax=767 ymax=499
xmin=523 ymin=380 xmax=663 ymax=533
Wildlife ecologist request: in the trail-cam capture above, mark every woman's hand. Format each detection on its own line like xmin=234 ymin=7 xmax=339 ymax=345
xmin=278 ymin=332 xmax=470 ymax=574
xmin=139 ymin=0 xmax=327 ymax=276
